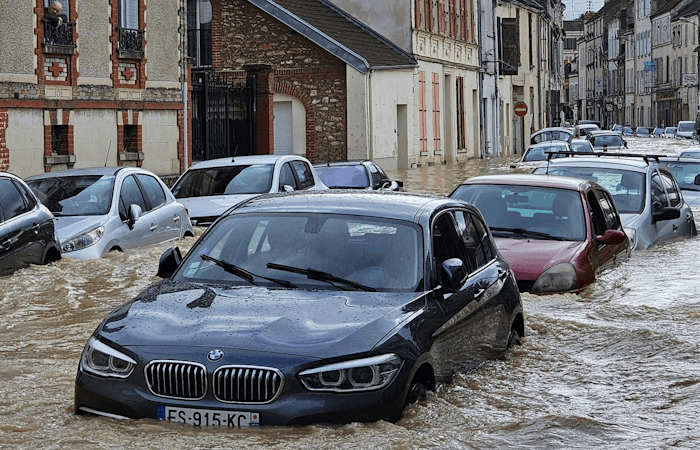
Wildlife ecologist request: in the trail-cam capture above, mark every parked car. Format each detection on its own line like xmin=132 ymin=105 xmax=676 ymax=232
xmin=0 ymin=172 xmax=61 ymax=276
xmin=530 ymin=127 xmax=574 ymax=145
xmin=635 ymin=127 xmax=652 ymax=137
xmin=450 ymin=174 xmax=629 ymax=293
xmin=658 ymin=157 xmax=700 ymax=206
xmin=533 ymin=154 xmax=697 ymax=250
xmin=573 ymin=123 xmax=600 ymax=138
xmin=514 ymin=142 xmax=573 ymax=165
xmin=662 ymin=127 xmax=677 ymax=138
xmin=25 ymin=167 xmax=194 ymax=259
xmin=622 ymin=126 xmax=635 ymax=136
xmin=587 ymin=130 xmax=627 ymax=152
xmin=171 ymin=155 xmax=327 ymax=226
xmin=74 ymin=190 xmax=525 ymax=426
xmin=610 ymin=124 xmax=623 ymax=134
xmin=652 ymin=127 xmax=664 ymax=138
xmin=676 ymin=121 xmax=695 ymax=139
xmin=679 ymin=149 xmax=700 ymax=158
xmin=569 ymin=139 xmax=595 ymax=154
xmin=314 ymin=160 xmax=402 ymax=191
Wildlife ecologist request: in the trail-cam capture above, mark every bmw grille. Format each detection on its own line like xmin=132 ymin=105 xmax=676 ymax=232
xmin=145 ymin=361 xmax=207 ymax=400
xmin=213 ymin=366 xmax=284 ymax=404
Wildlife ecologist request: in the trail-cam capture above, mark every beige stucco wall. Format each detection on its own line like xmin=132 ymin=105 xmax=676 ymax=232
xmin=5 ymin=110 xmax=44 ymax=178
xmin=76 ymin=1 xmax=112 ymax=82
xmin=368 ymin=69 xmax=414 ymax=167
xmin=145 ymin=0 xmax=181 ymax=85
xmin=346 ymin=66 xmax=369 ymax=160
xmin=0 ymin=1 xmax=36 ymax=79
xmin=72 ymin=110 xmax=118 ymax=168
xmin=140 ymin=110 xmax=180 ymax=175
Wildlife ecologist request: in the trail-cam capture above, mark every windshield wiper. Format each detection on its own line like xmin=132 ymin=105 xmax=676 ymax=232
xmin=267 ymin=262 xmax=377 ymax=292
xmin=490 ymin=227 xmax=565 ymax=241
xmin=200 ymin=254 xmax=297 ymax=288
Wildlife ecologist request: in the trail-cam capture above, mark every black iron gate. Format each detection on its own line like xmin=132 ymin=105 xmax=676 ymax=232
xmin=191 ymin=72 xmax=256 ymax=161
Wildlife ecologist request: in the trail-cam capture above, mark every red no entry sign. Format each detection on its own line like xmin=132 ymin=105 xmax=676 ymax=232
xmin=514 ymin=101 xmax=528 ymax=117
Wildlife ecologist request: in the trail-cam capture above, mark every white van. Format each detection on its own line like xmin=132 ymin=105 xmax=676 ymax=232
xmin=676 ymin=121 xmax=695 ymax=139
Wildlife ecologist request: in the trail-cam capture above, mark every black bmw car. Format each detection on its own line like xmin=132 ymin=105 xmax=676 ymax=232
xmin=75 ymin=191 xmax=524 ymax=426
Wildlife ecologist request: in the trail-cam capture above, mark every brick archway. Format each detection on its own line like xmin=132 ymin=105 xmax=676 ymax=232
xmin=273 ymin=81 xmax=316 ymax=161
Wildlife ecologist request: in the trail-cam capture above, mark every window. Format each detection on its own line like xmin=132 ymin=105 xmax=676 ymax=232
xmin=453 ymin=211 xmax=494 ymax=272
xmin=499 ymin=18 xmax=519 ymax=75
xmin=136 ymin=174 xmax=166 ymax=210
xmin=118 ymin=0 xmax=144 ymax=59
xmin=119 ymin=175 xmax=147 ymax=220
xmin=432 ymin=213 xmax=466 ymax=283
xmin=659 ymin=171 xmax=681 ymax=207
xmin=650 ymin=171 xmax=669 ymax=210
xmin=0 ymin=179 xmax=33 ymax=222
xmin=291 ymin=161 xmax=314 ymax=190
xmin=51 ymin=125 xmax=69 ymax=155
xmin=188 ymin=0 xmax=212 ymax=67
xmin=279 ymin=163 xmax=297 ymax=191
xmin=123 ymin=125 xmax=138 ymax=153
xmin=456 ymin=77 xmax=466 ymax=149
xmin=43 ymin=0 xmax=74 ymax=50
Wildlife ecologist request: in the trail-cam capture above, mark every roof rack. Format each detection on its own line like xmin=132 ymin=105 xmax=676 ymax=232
xmin=544 ymin=151 xmax=666 ymax=164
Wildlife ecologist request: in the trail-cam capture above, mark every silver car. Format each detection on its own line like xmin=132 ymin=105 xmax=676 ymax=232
xmin=533 ymin=155 xmax=697 ymax=250
xmin=171 ymin=155 xmax=327 ymax=226
xmin=25 ymin=167 xmax=194 ymax=259
xmin=659 ymin=157 xmax=700 ymax=207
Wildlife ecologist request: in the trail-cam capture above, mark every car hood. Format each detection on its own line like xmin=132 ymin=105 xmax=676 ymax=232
xmin=53 ymin=215 xmax=108 ymax=242
xmin=98 ymin=281 xmax=426 ymax=359
xmin=178 ymin=195 xmax=259 ymax=219
xmin=494 ymin=237 xmax=585 ymax=280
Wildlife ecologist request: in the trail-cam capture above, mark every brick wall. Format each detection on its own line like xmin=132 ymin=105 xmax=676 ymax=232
xmin=218 ymin=0 xmax=348 ymax=162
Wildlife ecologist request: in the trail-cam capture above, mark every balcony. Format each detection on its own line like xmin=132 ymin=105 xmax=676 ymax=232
xmin=43 ymin=21 xmax=75 ymax=54
xmin=118 ymin=27 xmax=144 ymax=60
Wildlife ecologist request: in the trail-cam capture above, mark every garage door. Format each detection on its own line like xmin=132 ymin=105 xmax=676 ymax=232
xmin=274 ymin=101 xmax=293 ymax=155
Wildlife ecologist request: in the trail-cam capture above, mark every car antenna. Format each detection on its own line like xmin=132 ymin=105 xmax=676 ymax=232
xmin=231 ymin=144 xmax=239 ymax=163
xmin=104 ymin=140 xmax=112 ymax=167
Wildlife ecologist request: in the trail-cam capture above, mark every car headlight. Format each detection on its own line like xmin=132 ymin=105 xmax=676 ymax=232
xmin=531 ymin=262 xmax=578 ymax=294
xmin=80 ymin=337 xmax=136 ymax=379
xmin=62 ymin=226 xmax=105 ymax=253
xmin=298 ymin=354 xmax=403 ymax=392
xmin=623 ymin=227 xmax=637 ymax=251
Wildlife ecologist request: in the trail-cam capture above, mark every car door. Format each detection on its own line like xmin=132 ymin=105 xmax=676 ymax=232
xmin=278 ymin=162 xmax=298 ymax=192
xmin=117 ymin=174 xmax=159 ymax=249
xmin=291 ymin=160 xmax=316 ymax=190
xmin=0 ymin=178 xmax=44 ymax=274
xmin=659 ymin=169 xmax=695 ymax=238
xmin=587 ymin=188 xmax=625 ymax=270
xmin=429 ymin=209 xmax=504 ymax=375
xmin=651 ymin=169 xmax=691 ymax=244
xmin=134 ymin=173 xmax=182 ymax=243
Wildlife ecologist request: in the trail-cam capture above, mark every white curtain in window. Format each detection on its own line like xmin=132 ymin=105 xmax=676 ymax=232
xmin=120 ymin=0 xmax=139 ymax=29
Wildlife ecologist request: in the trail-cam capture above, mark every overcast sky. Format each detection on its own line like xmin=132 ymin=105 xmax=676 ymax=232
xmin=564 ymin=0 xmax=604 ymax=20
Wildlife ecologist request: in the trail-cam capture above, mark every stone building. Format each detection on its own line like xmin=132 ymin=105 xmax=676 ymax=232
xmin=0 ymin=0 xmax=186 ymax=178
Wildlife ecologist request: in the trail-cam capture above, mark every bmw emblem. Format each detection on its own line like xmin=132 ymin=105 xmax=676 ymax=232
xmin=207 ymin=349 xmax=224 ymax=362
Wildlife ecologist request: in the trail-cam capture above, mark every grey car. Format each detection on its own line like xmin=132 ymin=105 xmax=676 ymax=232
xmin=0 ymin=172 xmax=61 ymax=275
xmin=533 ymin=155 xmax=697 ymax=250
xmin=25 ymin=167 xmax=194 ymax=259
xmin=659 ymin=157 xmax=700 ymax=207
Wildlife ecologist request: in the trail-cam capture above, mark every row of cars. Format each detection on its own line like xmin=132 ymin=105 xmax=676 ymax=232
xmin=611 ymin=121 xmax=696 ymax=140
xmin=515 ymin=126 xmax=627 ymax=166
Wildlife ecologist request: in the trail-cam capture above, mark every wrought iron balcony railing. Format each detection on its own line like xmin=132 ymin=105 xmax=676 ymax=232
xmin=43 ymin=20 xmax=75 ymax=54
xmin=118 ymin=27 xmax=145 ymax=60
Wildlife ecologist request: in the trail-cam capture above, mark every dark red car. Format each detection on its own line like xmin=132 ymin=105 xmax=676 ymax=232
xmin=450 ymin=174 xmax=630 ymax=294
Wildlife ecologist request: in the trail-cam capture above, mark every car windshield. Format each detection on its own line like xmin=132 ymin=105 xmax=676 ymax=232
xmin=661 ymin=161 xmax=700 ymax=191
xmin=591 ymin=135 xmax=624 ymax=149
xmin=570 ymin=141 xmax=594 ymax=153
xmin=26 ymin=175 xmax=114 ymax=216
xmin=172 ymin=164 xmax=274 ymax=197
xmin=176 ymin=213 xmax=423 ymax=292
xmin=451 ymin=185 xmax=586 ymax=241
xmin=623 ymin=127 xmax=634 ymax=134
xmin=535 ymin=166 xmax=645 ymax=214
xmin=315 ymin=165 xmax=369 ymax=189
xmin=637 ymin=127 xmax=650 ymax=135
xmin=678 ymin=122 xmax=694 ymax=132
xmin=522 ymin=144 xmax=568 ymax=162
xmin=531 ymin=130 xmax=572 ymax=144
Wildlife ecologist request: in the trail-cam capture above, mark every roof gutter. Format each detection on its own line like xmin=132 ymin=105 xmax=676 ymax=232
xmin=247 ymin=0 xmax=371 ymax=74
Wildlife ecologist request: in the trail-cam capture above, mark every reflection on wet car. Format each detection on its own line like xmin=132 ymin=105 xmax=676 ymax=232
xmin=314 ymin=160 xmax=402 ymax=191
xmin=74 ymin=190 xmax=524 ymax=426
xmin=450 ymin=174 xmax=629 ymax=293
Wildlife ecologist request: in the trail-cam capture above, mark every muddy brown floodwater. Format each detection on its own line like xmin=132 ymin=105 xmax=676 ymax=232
xmin=2 ymin=137 xmax=700 ymax=449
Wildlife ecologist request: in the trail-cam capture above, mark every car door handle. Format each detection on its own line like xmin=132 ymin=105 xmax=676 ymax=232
xmin=150 ymin=223 xmax=158 ymax=231
xmin=673 ymin=224 xmax=678 ymax=232
xmin=475 ymin=288 xmax=487 ymax=300
xmin=1 ymin=240 xmax=10 ymax=250
xmin=172 ymin=214 xmax=180 ymax=223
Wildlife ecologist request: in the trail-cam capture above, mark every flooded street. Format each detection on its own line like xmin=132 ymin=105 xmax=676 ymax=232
xmin=2 ymin=137 xmax=700 ymax=449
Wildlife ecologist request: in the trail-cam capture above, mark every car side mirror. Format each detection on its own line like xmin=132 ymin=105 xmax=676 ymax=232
xmin=440 ymin=258 xmax=467 ymax=293
xmin=694 ymin=174 xmax=700 ymax=186
xmin=157 ymin=247 xmax=182 ymax=279
xmin=651 ymin=206 xmax=681 ymax=224
xmin=128 ymin=204 xmax=142 ymax=229
xmin=282 ymin=184 xmax=295 ymax=193
xmin=597 ymin=229 xmax=627 ymax=246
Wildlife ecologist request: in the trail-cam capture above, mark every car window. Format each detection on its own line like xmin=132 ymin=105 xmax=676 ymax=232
xmin=660 ymin=171 xmax=681 ymax=207
xmin=172 ymin=165 xmax=274 ymax=197
xmin=26 ymin=175 xmax=114 ymax=216
xmin=315 ymin=165 xmax=368 ymax=188
xmin=432 ymin=212 xmax=467 ymax=283
xmin=136 ymin=174 xmax=166 ymax=210
xmin=291 ymin=161 xmax=314 ymax=190
xmin=586 ymin=191 xmax=607 ymax=236
xmin=368 ymin=164 xmax=383 ymax=188
xmin=650 ymin=171 xmax=669 ymax=210
xmin=662 ymin=161 xmax=700 ymax=191
xmin=595 ymin=189 xmax=621 ymax=230
xmin=0 ymin=179 xmax=32 ymax=222
xmin=278 ymin=162 xmax=297 ymax=190
xmin=453 ymin=211 xmax=495 ymax=272
xmin=119 ymin=175 xmax=147 ymax=219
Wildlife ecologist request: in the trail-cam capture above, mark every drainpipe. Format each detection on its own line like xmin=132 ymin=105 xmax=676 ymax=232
xmin=181 ymin=0 xmax=189 ymax=171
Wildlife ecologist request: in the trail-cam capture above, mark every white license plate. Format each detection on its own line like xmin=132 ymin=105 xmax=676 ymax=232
xmin=157 ymin=406 xmax=260 ymax=427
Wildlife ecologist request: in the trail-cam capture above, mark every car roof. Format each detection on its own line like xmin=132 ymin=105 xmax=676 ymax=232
xmin=460 ymin=173 xmax=591 ymax=191
xmin=589 ymin=130 xmax=622 ymax=136
xmin=0 ymin=171 xmax=25 ymax=182
xmin=314 ymin=160 xmax=371 ymax=167
xmin=535 ymin=155 xmax=655 ymax=173
xmin=527 ymin=141 xmax=570 ymax=148
xmin=25 ymin=166 xmax=126 ymax=180
xmin=186 ymin=155 xmax=302 ymax=170
xmin=227 ymin=190 xmax=462 ymax=223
